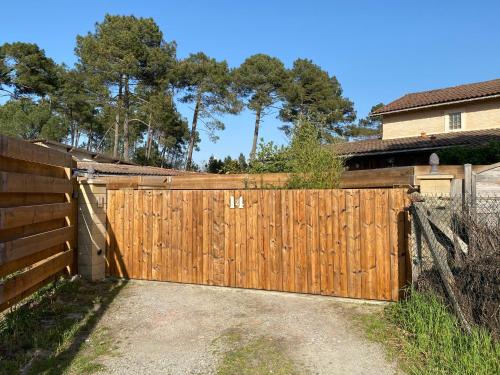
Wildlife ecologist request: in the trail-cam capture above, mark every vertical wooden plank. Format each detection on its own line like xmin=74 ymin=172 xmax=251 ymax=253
xmin=338 ymin=190 xmax=348 ymax=297
xmin=211 ymin=191 xmax=224 ymax=286
xmin=295 ymin=190 xmax=307 ymax=293
xmin=320 ymin=190 xmax=332 ymax=296
xmin=223 ymin=190 xmax=230 ymax=287
xmin=404 ymin=192 xmax=411 ymax=292
xmin=313 ymin=190 xmax=321 ymax=294
xmin=171 ymin=191 xmax=180 ymax=282
xmin=132 ymin=190 xmax=143 ymax=279
xmin=106 ymin=190 xmax=116 ymax=276
xmin=366 ymin=190 xmax=377 ymax=300
xmin=270 ymin=190 xmax=282 ymax=291
xmin=353 ymin=189 xmax=362 ymax=298
xmin=281 ymin=190 xmax=293 ymax=292
xmin=193 ymin=190 xmax=203 ymax=284
xmin=360 ymin=190 xmax=376 ymax=299
xmin=375 ymin=189 xmax=390 ymax=300
xmin=331 ymin=190 xmax=341 ymax=296
xmin=143 ymin=190 xmax=153 ymax=280
xmin=388 ymin=189 xmax=399 ymax=301
xmin=125 ymin=189 xmax=135 ymax=278
xmin=202 ymin=190 xmax=211 ymax=285
xmin=180 ymin=191 xmax=187 ymax=282
xmin=257 ymin=190 xmax=267 ymax=290
xmin=305 ymin=190 xmax=312 ymax=294
xmin=235 ymin=190 xmax=246 ymax=288
xmin=161 ymin=190 xmax=170 ymax=282
xmin=151 ymin=190 xmax=162 ymax=281
xmin=246 ymin=191 xmax=258 ymax=289
xmin=398 ymin=189 xmax=408 ymax=299
xmin=115 ymin=189 xmax=125 ymax=277
xmin=223 ymin=190 xmax=235 ymax=287
xmin=181 ymin=190 xmax=192 ymax=283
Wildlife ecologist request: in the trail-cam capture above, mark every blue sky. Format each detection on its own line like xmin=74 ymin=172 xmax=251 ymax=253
xmin=1 ymin=1 xmax=499 ymax=165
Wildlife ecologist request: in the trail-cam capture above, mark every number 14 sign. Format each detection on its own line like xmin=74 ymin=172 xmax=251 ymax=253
xmin=229 ymin=196 xmax=244 ymax=209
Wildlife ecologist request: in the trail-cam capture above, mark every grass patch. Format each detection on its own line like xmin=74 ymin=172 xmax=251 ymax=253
xmin=217 ymin=337 xmax=300 ymax=375
xmin=214 ymin=329 xmax=301 ymax=375
xmin=360 ymin=290 xmax=500 ymax=375
xmin=0 ymin=277 xmax=124 ymax=375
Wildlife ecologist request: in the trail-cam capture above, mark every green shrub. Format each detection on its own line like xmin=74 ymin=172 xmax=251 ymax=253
xmin=437 ymin=141 xmax=500 ymax=165
xmin=249 ymin=120 xmax=344 ymax=189
xmin=285 ymin=121 xmax=343 ymax=189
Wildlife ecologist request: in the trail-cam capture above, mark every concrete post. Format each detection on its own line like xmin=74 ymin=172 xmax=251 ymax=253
xmin=77 ymin=179 xmax=107 ymax=280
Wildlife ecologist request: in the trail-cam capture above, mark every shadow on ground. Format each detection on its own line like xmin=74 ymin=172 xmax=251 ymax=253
xmin=0 ymin=276 xmax=127 ymax=375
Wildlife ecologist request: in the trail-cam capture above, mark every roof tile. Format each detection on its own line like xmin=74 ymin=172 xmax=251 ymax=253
xmin=334 ymin=128 xmax=500 ymax=156
xmin=374 ymin=79 xmax=500 ymax=114
xmin=77 ymin=162 xmax=199 ymax=176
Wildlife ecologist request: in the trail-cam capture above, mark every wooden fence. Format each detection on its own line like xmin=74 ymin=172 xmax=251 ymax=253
xmin=0 ymin=135 xmax=76 ymax=312
xmin=107 ymin=188 xmax=409 ymax=301
xmin=102 ymin=166 xmax=417 ymax=190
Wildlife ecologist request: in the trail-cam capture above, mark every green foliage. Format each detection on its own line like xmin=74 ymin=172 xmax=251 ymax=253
xmin=286 ymin=120 xmax=344 ymax=189
xmin=177 ymin=52 xmax=242 ymax=169
xmin=344 ymin=103 xmax=384 ymax=139
xmin=437 ymin=141 xmax=500 ymax=165
xmin=0 ymin=15 xmax=358 ymax=170
xmin=0 ymin=98 xmax=66 ymax=140
xmin=249 ymin=120 xmax=344 ymax=189
xmin=205 ymin=155 xmax=225 ymax=173
xmin=233 ymin=54 xmax=287 ymax=159
xmin=233 ymin=54 xmax=287 ymax=112
xmin=76 ymin=14 xmax=173 ymax=86
xmin=248 ymin=140 xmax=289 ymax=174
xmin=75 ymin=14 xmax=180 ymax=161
xmin=204 ymin=153 xmax=248 ymax=174
xmin=0 ymin=42 xmax=59 ymax=98
xmin=363 ymin=290 xmax=500 ymax=375
xmin=279 ymin=58 xmax=355 ymax=140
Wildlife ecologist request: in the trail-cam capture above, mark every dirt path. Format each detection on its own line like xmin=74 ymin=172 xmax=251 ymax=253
xmin=94 ymin=280 xmax=398 ymax=375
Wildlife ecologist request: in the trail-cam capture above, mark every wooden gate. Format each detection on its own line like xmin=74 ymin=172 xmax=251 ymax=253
xmin=106 ymin=188 xmax=409 ymax=301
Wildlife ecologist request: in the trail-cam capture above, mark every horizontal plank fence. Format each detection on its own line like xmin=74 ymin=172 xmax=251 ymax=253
xmin=101 ymin=166 xmax=417 ymax=190
xmin=107 ymin=188 xmax=409 ymax=301
xmin=0 ymin=135 xmax=76 ymax=312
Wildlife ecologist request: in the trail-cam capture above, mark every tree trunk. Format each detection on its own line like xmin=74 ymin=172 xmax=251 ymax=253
xmin=75 ymin=131 xmax=81 ymax=148
xmin=123 ymin=77 xmax=130 ymax=162
xmin=87 ymin=124 xmax=93 ymax=151
xmin=249 ymin=106 xmax=262 ymax=162
xmin=160 ymin=139 xmax=166 ymax=168
xmin=70 ymin=124 xmax=75 ymax=147
xmin=146 ymin=113 xmax=153 ymax=159
xmin=113 ymin=80 xmax=123 ymax=158
xmin=185 ymin=94 xmax=201 ymax=170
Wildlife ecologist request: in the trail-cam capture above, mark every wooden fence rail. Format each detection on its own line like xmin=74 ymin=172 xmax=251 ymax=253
xmin=107 ymin=188 xmax=409 ymax=301
xmin=0 ymin=135 xmax=76 ymax=312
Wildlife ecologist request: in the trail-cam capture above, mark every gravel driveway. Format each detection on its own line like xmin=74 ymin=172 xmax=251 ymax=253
xmin=94 ymin=280 xmax=398 ymax=375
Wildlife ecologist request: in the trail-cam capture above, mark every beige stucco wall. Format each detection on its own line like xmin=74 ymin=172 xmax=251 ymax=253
xmin=382 ymin=97 xmax=500 ymax=139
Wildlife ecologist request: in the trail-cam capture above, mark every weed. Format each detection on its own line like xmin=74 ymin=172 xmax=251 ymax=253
xmin=360 ymin=290 xmax=500 ymax=375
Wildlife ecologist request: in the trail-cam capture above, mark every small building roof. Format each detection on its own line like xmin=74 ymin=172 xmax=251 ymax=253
xmin=333 ymin=128 xmax=500 ymax=157
xmin=77 ymin=161 xmax=198 ymax=177
xmin=373 ymin=78 xmax=500 ymax=115
xmin=31 ymin=139 xmax=133 ymax=164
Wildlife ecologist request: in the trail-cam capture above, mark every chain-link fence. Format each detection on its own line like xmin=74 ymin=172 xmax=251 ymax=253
xmin=410 ymin=193 xmax=500 ymax=338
